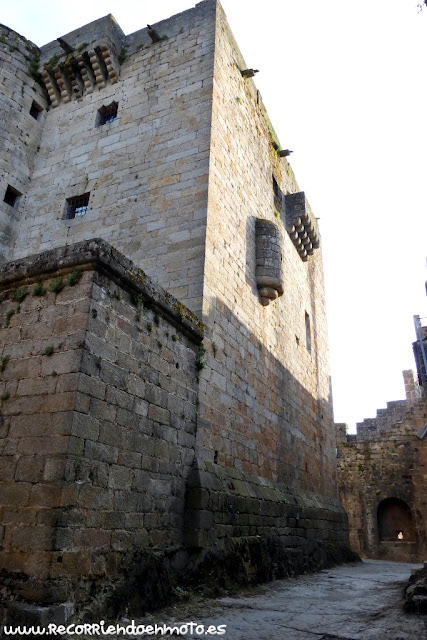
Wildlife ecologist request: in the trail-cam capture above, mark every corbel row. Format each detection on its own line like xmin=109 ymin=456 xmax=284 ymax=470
xmin=284 ymin=192 xmax=320 ymax=262
xmin=40 ymin=44 xmax=120 ymax=107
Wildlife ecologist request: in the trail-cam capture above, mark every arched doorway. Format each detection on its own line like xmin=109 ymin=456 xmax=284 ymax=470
xmin=377 ymin=498 xmax=415 ymax=542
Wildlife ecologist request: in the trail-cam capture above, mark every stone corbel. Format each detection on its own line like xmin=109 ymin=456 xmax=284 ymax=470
xmin=285 ymin=192 xmax=320 ymax=262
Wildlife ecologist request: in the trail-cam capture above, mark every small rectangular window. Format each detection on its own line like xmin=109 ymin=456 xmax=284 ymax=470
xmin=305 ymin=312 xmax=311 ymax=352
xmin=97 ymin=102 xmax=118 ymax=126
xmin=3 ymin=185 xmax=21 ymax=208
xmin=65 ymin=193 xmax=90 ymax=219
xmin=30 ymin=101 xmax=43 ymax=120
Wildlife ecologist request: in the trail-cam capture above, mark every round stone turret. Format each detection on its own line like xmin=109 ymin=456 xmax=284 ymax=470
xmin=0 ymin=25 xmax=47 ymax=262
xmin=255 ymin=218 xmax=284 ymax=306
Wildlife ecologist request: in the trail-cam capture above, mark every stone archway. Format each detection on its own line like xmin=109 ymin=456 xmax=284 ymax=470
xmin=377 ymin=498 xmax=415 ymax=543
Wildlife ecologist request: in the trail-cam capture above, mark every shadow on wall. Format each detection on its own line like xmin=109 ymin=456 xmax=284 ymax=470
xmin=245 ymin=216 xmax=260 ymax=299
xmin=0 ymin=238 xmax=345 ymax=617
xmin=198 ymin=294 xmax=336 ymax=495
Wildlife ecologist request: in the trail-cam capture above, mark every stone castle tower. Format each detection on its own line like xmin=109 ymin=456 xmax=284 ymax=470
xmin=0 ymin=0 xmax=351 ymax=622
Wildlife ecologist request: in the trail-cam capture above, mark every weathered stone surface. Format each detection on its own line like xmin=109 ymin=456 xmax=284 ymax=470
xmin=0 ymin=239 xmax=201 ymax=609
xmin=0 ymin=0 xmax=350 ymax=622
xmin=404 ymin=565 xmax=427 ymax=614
xmin=0 ymin=25 xmax=47 ymax=263
xmin=337 ymin=370 xmax=427 ymax=562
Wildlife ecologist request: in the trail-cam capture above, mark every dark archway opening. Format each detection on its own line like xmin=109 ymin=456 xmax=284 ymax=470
xmin=377 ymin=498 xmax=415 ymax=542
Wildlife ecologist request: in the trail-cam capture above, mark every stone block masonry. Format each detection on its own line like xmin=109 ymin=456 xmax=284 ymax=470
xmin=199 ymin=0 xmax=337 ymax=500
xmin=336 ymin=369 xmax=427 ymax=562
xmin=0 ymin=239 xmax=352 ymax=621
xmin=0 ymin=0 xmax=353 ymax=622
xmin=6 ymin=1 xmax=217 ymax=314
xmin=0 ymin=239 xmax=202 ymax=611
xmin=0 ymin=25 xmax=48 ymax=264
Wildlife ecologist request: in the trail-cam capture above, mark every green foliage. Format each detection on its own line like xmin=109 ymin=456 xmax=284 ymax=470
xmin=147 ymin=322 xmax=153 ymax=333
xmin=109 ymin=289 xmax=121 ymax=300
xmin=43 ymin=346 xmax=54 ymax=356
xmin=131 ymin=293 xmax=144 ymax=308
xmin=1 ymin=391 xmax=10 ymax=401
xmin=118 ymin=47 xmax=127 ymax=64
xmin=32 ymin=281 xmax=46 ymax=297
xmin=48 ymin=54 xmax=59 ymax=67
xmin=77 ymin=41 xmax=89 ymax=52
xmin=172 ymin=334 xmax=178 ymax=342
xmin=5 ymin=310 xmax=15 ymax=327
xmin=50 ymin=278 xmax=64 ymax=293
xmin=10 ymin=287 xmax=28 ymax=303
xmin=196 ymin=343 xmax=207 ymax=373
xmin=155 ymin=313 xmax=161 ymax=326
xmin=66 ymin=270 xmax=83 ymax=287
xmin=176 ymin=302 xmax=186 ymax=322
xmin=51 ymin=370 xmax=58 ymax=377
xmin=260 ymin=108 xmax=281 ymax=154
xmin=1 ymin=355 xmax=10 ymax=371
xmin=212 ymin=342 xmax=218 ymax=357
xmin=28 ymin=55 xmax=41 ymax=83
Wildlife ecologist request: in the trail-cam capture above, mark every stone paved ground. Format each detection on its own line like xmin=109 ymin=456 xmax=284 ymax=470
xmin=113 ymin=560 xmax=426 ymax=640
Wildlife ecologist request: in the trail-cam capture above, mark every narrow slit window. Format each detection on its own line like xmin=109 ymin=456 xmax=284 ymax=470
xmin=305 ymin=312 xmax=311 ymax=352
xmin=3 ymin=185 xmax=21 ymax=208
xmin=30 ymin=101 xmax=43 ymax=120
xmin=273 ymin=175 xmax=283 ymax=213
xmin=65 ymin=193 xmax=90 ymax=219
xmin=97 ymin=101 xmax=118 ymax=126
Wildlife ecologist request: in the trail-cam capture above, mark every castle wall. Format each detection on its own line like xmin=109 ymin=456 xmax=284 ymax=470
xmin=10 ymin=2 xmax=216 ymax=313
xmin=0 ymin=1 xmax=352 ymax=620
xmin=197 ymin=2 xmax=336 ymax=496
xmin=336 ymin=371 xmax=427 ymax=562
xmin=0 ymin=240 xmax=202 ymax=607
xmin=0 ymin=26 xmax=48 ymax=262
xmin=0 ymin=239 xmax=351 ymax=618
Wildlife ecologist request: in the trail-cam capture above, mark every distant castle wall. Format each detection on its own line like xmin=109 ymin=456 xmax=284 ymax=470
xmin=336 ymin=370 xmax=427 ymax=562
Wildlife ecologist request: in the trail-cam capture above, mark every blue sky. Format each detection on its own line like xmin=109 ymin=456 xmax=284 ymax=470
xmin=4 ymin=0 xmax=427 ymax=430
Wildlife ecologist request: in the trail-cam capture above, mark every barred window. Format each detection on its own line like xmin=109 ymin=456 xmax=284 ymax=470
xmin=97 ymin=102 xmax=118 ymax=126
xmin=65 ymin=193 xmax=90 ymax=219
